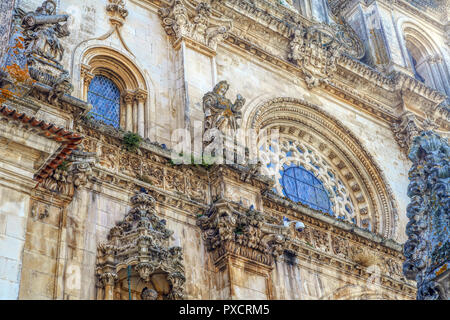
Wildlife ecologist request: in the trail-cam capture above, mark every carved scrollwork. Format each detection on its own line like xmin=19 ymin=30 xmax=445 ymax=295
xmin=159 ymin=0 xmax=232 ymax=51
xmin=197 ymin=200 xmax=291 ymax=266
xmin=288 ymin=18 xmax=364 ymax=89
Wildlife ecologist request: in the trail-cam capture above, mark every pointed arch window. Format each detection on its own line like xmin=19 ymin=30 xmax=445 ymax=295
xmin=87 ymin=75 xmax=121 ymax=128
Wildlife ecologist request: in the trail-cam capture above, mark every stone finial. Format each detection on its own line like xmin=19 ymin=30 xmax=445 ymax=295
xmin=106 ymin=0 xmax=128 ymax=26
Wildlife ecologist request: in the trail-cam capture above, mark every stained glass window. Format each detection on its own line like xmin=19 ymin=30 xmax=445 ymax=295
xmin=281 ymin=165 xmax=331 ymax=213
xmin=87 ymin=75 xmax=121 ymax=128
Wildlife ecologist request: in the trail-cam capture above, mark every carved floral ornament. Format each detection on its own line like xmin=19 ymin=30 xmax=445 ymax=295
xmin=96 ymin=191 xmax=185 ymax=300
xmin=158 ymin=0 xmax=232 ymax=52
xmin=248 ymin=97 xmax=400 ymax=239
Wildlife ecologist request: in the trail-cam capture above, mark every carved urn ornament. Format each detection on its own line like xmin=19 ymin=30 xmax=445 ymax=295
xmin=96 ymin=190 xmax=185 ymax=300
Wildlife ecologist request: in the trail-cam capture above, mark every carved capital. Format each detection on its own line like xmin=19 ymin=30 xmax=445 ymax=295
xmin=392 ymin=112 xmax=440 ymax=155
xmin=134 ymin=89 xmax=148 ymax=102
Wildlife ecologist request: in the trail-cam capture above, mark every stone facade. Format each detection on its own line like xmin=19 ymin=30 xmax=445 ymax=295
xmin=0 ymin=0 xmax=448 ymax=300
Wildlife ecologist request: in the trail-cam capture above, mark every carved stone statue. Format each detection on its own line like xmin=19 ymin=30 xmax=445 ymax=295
xmin=16 ymin=0 xmax=69 ymax=62
xmin=141 ymin=287 xmax=158 ymax=300
xmin=13 ymin=1 xmax=73 ymax=99
xmin=203 ymin=80 xmax=245 ymax=139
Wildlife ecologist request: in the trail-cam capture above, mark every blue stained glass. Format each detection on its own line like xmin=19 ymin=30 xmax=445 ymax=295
xmin=281 ymin=166 xmax=331 ymax=213
xmin=87 ymin=75 xmax=121 ymax=128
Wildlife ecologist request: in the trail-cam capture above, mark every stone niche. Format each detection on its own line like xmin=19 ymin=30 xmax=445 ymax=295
xmin=96 ymin=190 xmax=185 ymax=300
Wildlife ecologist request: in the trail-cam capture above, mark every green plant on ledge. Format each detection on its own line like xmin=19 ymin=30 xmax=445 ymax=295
xmin=122 ymin=131 xmax=142 ymax=152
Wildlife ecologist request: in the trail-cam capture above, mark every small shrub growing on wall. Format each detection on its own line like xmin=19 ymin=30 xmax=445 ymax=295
xmin=122 ymin=131 xmax=142 ymax=152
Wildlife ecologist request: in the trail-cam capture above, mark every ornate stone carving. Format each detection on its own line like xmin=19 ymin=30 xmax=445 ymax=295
xmin=197 ymin=200 xmax=291 ymax=266
xmin=40 ymin=147 xmax=97 ymax=196
xmin=203 ymin=80 xmax=245 ymax=139
xmin=14 ymin=1 xmax=72 ymax=93
xmin=403 ymin=130 xmax=449 ymax=300
xmin=392 ymin=112 xmax=440 ymax=155
xmin=95 ymin=0 xmax=133 ymax=55
xmin=96 ymin=190 xmax=185 ymax=300
xmin=159 ymin=0 xmax=232 ymax=51
xmin=288 ymin=20 xmax=364 ymax=89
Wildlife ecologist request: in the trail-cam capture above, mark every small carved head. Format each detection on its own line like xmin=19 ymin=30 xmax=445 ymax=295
xmin=213 ymin=81 xmax=229 ymax=96
xmin=38 ymin=0 xmax=57 ymax=15
xmin=141 ymin=287 xmax=158 ymax=300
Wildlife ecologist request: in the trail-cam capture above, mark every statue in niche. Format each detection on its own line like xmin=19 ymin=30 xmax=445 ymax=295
xmin=203 ymin=80 xmax=246 ymax=139
xmin=15 ymin=0 xmax=70 ymax=62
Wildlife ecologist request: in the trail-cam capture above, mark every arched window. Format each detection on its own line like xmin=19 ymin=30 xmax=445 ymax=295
xmin=80 ymin=48 xmax=148 ymax=136
xmin=87 ymin=75 xmax=121 ymax=128
xmin=281 ymin=165 xmax=332 ymax=213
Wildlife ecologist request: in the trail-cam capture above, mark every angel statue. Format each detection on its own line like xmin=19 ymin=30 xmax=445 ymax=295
xmin=203 ymin=80 xmax=246 ymax=140
xmin=15 ymin=0 xmax=70 ymax=62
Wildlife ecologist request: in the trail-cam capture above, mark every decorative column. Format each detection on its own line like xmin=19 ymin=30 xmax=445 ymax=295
xmin=403 ymin=130 xmax=449 ymax=300
xmin=80 ymin=64 xmax=95 ymax=100
xmin=124 ymin=91 xmax=134 ymax=132
xmin=135 ymin=89 xmax=147 ymax=138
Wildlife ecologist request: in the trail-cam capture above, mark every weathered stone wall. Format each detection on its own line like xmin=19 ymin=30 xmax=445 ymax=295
xmin=1 ymin=0 xmax=447 ymax=300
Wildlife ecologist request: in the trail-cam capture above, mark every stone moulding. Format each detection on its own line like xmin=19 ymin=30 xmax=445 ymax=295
xmin=96 ymin=190 xmax=186 ymax=300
